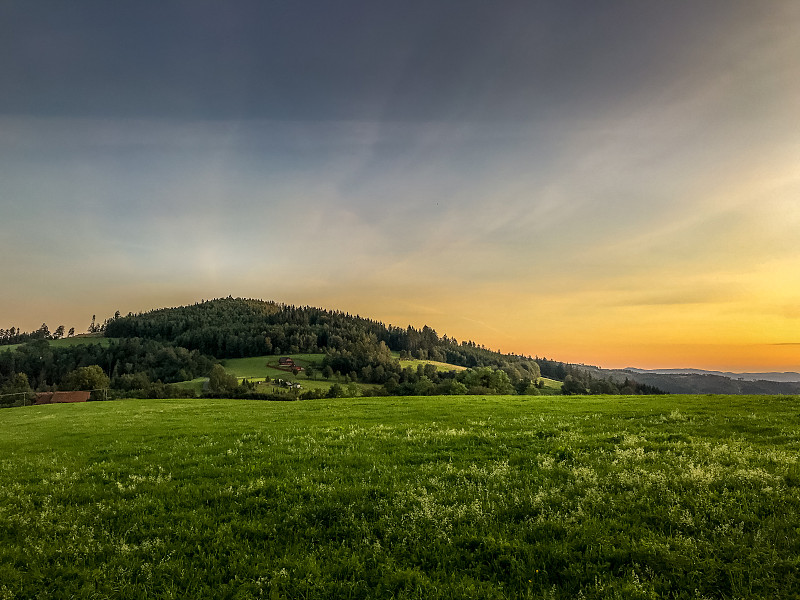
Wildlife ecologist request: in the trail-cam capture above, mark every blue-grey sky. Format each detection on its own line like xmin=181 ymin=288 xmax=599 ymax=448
xmin=3 ymin=2 xmax=746 ymax=120
xmin=2 ymin=1 xmax=799 ymax=370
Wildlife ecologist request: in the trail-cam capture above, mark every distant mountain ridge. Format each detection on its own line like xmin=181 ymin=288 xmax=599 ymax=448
xmin=624 ymin=368 xmax=800 ymax=383
xmin=586 ymin=366 xmax=800 ymax=395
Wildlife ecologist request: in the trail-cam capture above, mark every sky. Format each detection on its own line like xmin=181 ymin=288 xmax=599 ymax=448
xmin=2 ymin=1 xmax=800 ymax=371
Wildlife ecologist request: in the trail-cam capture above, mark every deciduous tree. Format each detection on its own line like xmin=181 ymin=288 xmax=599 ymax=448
xmin=208 ymin=364 xmax=238 ymax=394
xmin=61 ymin=365 xmax=110 ymax=391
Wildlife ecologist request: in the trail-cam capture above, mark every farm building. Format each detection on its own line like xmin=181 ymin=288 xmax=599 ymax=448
xmin=34 ymin=391 xmax=91 ymax=405
xmin=275 ymin=379 xmax=302 ymax=389
xmin=276 ymin=357 xmax=303 ymax=372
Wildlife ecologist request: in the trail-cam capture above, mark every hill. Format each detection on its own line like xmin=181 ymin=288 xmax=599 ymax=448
xmin=0 ymin=297 xmax=670 ymax=399
xmin=626 ymin=367 xmax=800 ymax=383
xmin=103 ymin=297 xmax=539 ymax=372
xmin=588 ymin=366 xmax=800 ymax=395
xmin=5 ymin=297 xmax=799 ymax=396
xmin=4 ymin=298 xmax=566 ymax=402
xmin=19 ymin=296 xmax=800 ymax=396
xmin=102 ymin=297 xmax=549 ymax=392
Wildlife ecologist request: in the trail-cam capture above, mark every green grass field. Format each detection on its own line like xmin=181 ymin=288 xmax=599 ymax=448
xmin=222 ymin=354 xmax=325 ymax=378
xmin=0 ymin=335 xmax=115 ymax=352
xmin=172 ymin=354 xmax=386 ymax=396
xmin=1 ymin=394 xmax=798 ymax=599
xmin=396 ymin=357 xmax=468 ymax=372
xmin=220 ymin=355 xmax=383 ymax=395
xmin=172 ymin=377 xmax=207 ymax=394
xmin=539 ymin=377 xmax=563 ymax=393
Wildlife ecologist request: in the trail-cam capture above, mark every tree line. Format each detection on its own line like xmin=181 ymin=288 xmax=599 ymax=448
xmin=0 ymin=324 xmax=76 ymax=345
xmin=0 ymin=312 xmax=120 ymax=346
xmin=0 ymin=338 xmax=214 ymax=405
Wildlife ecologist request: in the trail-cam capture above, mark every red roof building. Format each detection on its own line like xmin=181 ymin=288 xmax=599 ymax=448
xmin=34 ymin=391 xmax=91 ymax=405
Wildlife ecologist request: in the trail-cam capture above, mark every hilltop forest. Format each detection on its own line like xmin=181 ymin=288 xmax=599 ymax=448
xmin=1 ymin=297 xmax=662 ymax=404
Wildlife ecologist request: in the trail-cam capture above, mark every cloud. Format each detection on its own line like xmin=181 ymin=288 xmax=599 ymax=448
xmin=613 ymin=288 xmax=741 ymax=308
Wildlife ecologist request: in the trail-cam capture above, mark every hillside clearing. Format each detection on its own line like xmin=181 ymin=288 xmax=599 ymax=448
xmin=217 ymin=354 xmax=383 ymax=395
xmin=395 ymin=355 xmax=468 ymax=372
xmin=538 ymin=376 xmax=563 ymax=393
xmin=0 ymin=335 xmax=115 ymax=353
xmin=221 ymin=354 xmax=325 ymax=378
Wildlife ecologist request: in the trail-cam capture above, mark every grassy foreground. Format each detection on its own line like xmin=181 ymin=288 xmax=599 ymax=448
xmin=1 ymin=395 xmax=799 ymax=599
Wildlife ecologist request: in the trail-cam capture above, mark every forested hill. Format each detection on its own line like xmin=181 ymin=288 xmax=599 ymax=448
xmin=2 ymin=297 xmax=667 ymax=401
xmin=103 ymin=297 xmax=542 ymax=379
xmin=1 ymin=298 xmax=785 ymax=397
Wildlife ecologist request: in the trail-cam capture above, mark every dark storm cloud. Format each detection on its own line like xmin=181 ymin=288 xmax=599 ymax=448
xmin=0 ymin=1 xmax=760 ymax=121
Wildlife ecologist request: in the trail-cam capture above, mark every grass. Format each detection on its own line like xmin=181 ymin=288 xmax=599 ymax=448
xmin=172 ymin=377 xmax=207 ymax=394
xmin=1 ymin=394 xmax=799 ymax=599
xmin=220 ymin=354 xmax=383 ymax=395
xmin=539 ymin=377 xmax=563 ymax=393
xmin=221 ymin=354 xmax=325 ymax=379
xmin=397 ymin=358 xmax=468 ymax=372
xmin=0 ymin=335 xmax=115 ymax=352
xmin=172 ymin=354 xmax=385 ymax=396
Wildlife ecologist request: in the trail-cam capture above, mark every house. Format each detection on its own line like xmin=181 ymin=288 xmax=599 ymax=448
xmin=275 ymin=379 xmax=301 ymax=390
xmin=276 ymin=357 xmax=303 ymax=372
xmin=34 ymin=391 xmax=91 ymax=405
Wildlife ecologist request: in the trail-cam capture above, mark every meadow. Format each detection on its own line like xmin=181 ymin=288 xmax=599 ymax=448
xmin=173 ymin=355 xmax=335 ymax=395
xmin=217 ymin=354 xmax=384 ymax=395
xmin=1 ymin=394 xmax=798 ymax=599
xmin=0 ymin=335 xmax=114 ymax=353
xmin=531 ymin=377 xmax=563 ymax=394
xmin=394 ymin=355 xmax=468 ymax=373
